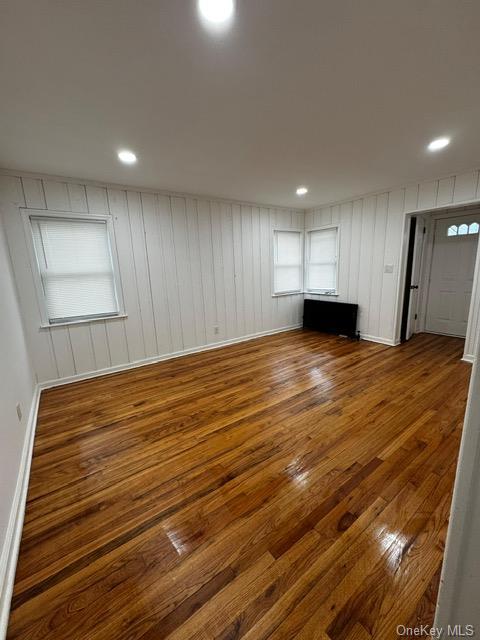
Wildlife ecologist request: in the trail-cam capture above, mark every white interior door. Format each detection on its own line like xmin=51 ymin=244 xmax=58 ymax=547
xmin=426 ymin=216 xmax=479 ymax=337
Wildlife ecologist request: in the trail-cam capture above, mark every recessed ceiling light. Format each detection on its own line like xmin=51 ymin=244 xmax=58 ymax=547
xmin=198 ymin=0 xmax=235 ymax=25
xmin=296 ymin=186 xmax=308 ymax=196
xmin=117 ymin=150 xmax=137 ymax=165
xmin=427 ymin=137 xmax=450 ymax=152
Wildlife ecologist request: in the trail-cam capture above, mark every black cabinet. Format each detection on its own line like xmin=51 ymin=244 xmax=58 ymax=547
xmin=303 ymin=299 xmax=359 ymax=339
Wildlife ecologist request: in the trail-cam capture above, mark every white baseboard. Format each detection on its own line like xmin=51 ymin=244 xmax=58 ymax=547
xmin=38 ymin=324 xmax=303 ymax=390
xmin=462 ymin=354 xmax=475 ymax=363
xmin=0 ymin=386 xmax=40 ymax=640
xmin=361 ymin=334 xmax=400 ymax=347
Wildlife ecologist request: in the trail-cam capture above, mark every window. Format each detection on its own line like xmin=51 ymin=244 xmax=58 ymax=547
xmin=447 ymin=222 xmax=479 ymax=237
xmin=273 ymin=230 xmax=303 ymax=294
xmin=305 ymin=226 xmax=339 ymax=294
xmin=28 ymin=212 xmax=122 ymax=325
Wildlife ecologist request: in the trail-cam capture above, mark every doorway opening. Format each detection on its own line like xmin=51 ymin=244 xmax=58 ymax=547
xmin=400 ymin=206 xmax=480 ymax=356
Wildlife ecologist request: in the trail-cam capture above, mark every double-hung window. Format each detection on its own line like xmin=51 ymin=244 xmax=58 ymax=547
xmin=27 ymin=211 xmax=123 ymax=326
xmin=305 ymin=226 xmax=339 ymax=294
xmin=273 ymin=230 xmax=303 ymax=295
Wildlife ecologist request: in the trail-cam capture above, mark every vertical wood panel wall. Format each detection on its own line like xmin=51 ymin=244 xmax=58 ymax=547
xmin=2 ymin=167 xmax=480 ymax=384
xmin=305 ymin=169 xmax=480 ymax=357
xmin=0 ymin=174 xmax=304 ymax=384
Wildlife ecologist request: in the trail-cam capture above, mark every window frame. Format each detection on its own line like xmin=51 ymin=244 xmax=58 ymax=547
xmin=304 ymin=224 xmax=340 ymax=295
xmin=22 ymin=209 xmax=126 ymax=328
xmin=271 ymin=228 xmax=304 ymax=296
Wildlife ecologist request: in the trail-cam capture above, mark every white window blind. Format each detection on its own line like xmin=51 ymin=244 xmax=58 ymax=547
xmin=306 ymin=227 xmax=338 ymax=293
xmin=273 ymin=230 xmax=303 ymax=294
xmin=30 ymin=216 xmax=120 ymax=324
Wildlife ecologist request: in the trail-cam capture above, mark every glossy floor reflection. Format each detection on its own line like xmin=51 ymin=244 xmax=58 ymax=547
xmin=7 ymin=330 xmax=469 ymax=639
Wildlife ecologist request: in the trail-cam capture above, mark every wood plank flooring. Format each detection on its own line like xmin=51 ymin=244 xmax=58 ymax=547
xmin=7 ymin=330 xmax=470 ymax=639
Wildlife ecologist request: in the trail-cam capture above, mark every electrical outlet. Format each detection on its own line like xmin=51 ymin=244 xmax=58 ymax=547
xmin=16 ymin=403 xmax=22 ymax=421
xmin=214 ymin=326 xmax=220 ymax=335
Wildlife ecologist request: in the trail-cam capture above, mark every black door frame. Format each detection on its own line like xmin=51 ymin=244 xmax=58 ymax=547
xmin=400 ymin=216 xmax=417 ymax=343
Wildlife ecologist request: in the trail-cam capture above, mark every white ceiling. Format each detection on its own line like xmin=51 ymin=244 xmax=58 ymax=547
xmin=1 ymin=0 xmax=480 ymax=208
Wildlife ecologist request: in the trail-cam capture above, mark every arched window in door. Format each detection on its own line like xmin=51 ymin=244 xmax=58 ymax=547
xmin=447 ymin=222 xmax=479 ymax=237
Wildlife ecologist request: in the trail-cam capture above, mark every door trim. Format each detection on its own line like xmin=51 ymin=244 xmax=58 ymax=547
xmin=396 ymin=204 xmax=480 ymax=358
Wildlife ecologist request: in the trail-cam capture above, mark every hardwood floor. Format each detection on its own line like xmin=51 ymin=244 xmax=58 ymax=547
xmin=7 ymin=330 xmax=470 ymax=640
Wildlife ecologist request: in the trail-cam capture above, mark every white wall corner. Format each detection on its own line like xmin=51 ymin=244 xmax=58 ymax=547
xmin=0 ymin=386 xmax=40 ymax=640
xmin=434 ymin=331 xmax=480 ymax=631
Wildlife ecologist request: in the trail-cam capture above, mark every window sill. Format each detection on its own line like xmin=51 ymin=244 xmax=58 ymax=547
xmin=304 ymin=291 xmax=339 ymax=297
xmin=272 ymin=291 xmax=340 ymax=298
xmin=40 ymin=314 xmax=128 ymax=329
xmin=272 ymin=291 xmax=303 ymax=297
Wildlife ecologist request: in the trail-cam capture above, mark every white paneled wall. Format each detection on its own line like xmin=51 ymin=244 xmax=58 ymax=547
xmin=0 ymin=174 xmax=304 ymax=384
xmin=305 ymin=169 xmax=480 ymax=354
xmin=2 ymin=166 xmax=480 ymax=383
xmin=305 ymin=190 xmax=408 ymax=343
xmin=0 ymin=210 xmax=35 ymax=627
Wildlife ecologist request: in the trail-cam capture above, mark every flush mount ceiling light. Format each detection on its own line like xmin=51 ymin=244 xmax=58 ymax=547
xmin=427 ymin=137 xmax=450 ymax=152
xmin=296 ymin=186 xmax=308 ymax=196
xmin=198 ymin=0 xmax=235 ymax=26
xmin=117 ymin=150 xmax=137 ymax=165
